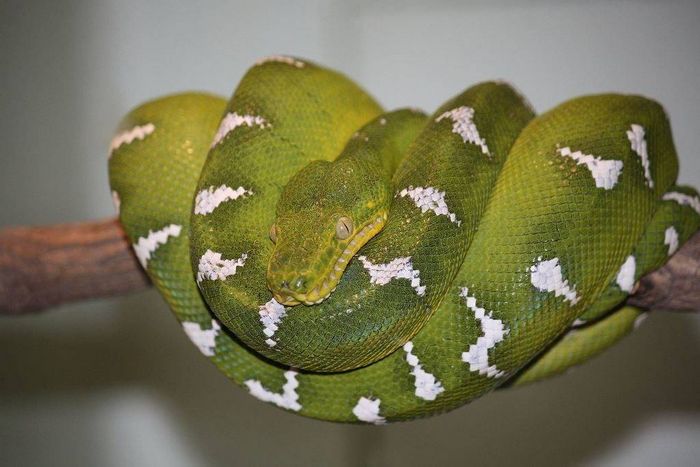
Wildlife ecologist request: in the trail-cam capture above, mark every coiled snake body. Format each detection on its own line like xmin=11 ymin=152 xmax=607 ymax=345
xmin=109 ymin=57 xmax=700 ymax=423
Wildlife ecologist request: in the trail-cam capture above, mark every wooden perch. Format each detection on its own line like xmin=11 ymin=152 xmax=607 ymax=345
xmin=0 ymin=218 xmax=698 ymax=315
xmin=0 ymin=218 xmax=149 ymax=315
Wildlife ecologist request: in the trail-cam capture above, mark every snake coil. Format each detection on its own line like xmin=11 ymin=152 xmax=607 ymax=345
xmin=109 ymin=56 xmax=700 ymax=423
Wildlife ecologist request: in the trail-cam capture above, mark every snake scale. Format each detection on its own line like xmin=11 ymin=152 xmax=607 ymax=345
xmin=108 ymin=56 xmax=700 ymax=423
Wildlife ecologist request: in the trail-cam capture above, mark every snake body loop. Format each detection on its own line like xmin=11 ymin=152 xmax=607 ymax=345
xmin=109 ymin=57 xmax=700 ymax=423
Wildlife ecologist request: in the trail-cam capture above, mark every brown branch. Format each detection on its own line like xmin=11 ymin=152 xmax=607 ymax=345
xmin=0 ymin=218 xmax=698 ymax=315
xmin=627 ymin=230 xmax=700 ymax=312
xmin=0 ymin=218 xmax=149 ymax=315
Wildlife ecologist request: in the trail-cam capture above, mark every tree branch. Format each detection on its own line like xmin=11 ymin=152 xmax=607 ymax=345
xmin=0 ymin=218 xmax=698 ymax=315
xmin=627 ymin=230 xmax=700 ymax=312
xmin=0 ymin=218 xmax=149 ymax=315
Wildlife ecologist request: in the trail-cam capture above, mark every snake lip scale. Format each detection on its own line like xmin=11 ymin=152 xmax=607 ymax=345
xmin=108 ymin=55 xmax=700 ymax=423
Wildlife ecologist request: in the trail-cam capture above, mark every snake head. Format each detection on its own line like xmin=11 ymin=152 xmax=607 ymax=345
xmin=267 ymin=158 xmax=390 ymax=306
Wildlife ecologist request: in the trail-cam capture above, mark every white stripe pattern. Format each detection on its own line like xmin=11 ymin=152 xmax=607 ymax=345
xmin=403 ymin=341 xmax=445 ymax=400
xmin=436 ymin=106 xmax=490 ymax=156
xmin=111 ymin=191 xmax=121 ymax=214
xmin=244 ymin=371 xmax=302 ymax=411
xmin=132 ymin=224 xmax=182 ymax=268
xmin=109 ymin=123 xmax=155 ymax=156
xmin=259 ymin=298 xmax=288 ymax=347
xmin=397 ymin=186 xmax=461 ymax=226
xmin=626 ymin=124 xmax=653 ymax=188
xmin=352 ymin=397 xmax=386 ymax=425
xmin=358 ymin=256 xmax=426 ymax=296
xmin=634 ymin=313 xmax=648 ymax=329
xmin=556 ymin=146 xmax=623 ymax=190
xmin=616 ymin=255 xmax=636 ymax=293
xmin=196 ymin=250 xmax=248 ymax=283
xmin=211 ymin=112 xmax=270 ymax=148
xmin=530 ymin=257 xmax=580 ymax=305
xmin=194 ymin=185 xmax=253 ymax=215
xmin=255 ymin=55 xmax=305 ymax=68
xmin=664 ymin=226 xmax=679 ymax=256
xmin=662 ymin=191 xmax=700 ymax=215
xmin=459 ymin=288 xmax=508 ymax=378
xmin=181 ymin=320 xmax=221 ymax=356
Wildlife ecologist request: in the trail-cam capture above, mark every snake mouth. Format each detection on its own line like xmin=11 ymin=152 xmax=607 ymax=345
xmin=272 ymin=213 xmax=387 ymax=306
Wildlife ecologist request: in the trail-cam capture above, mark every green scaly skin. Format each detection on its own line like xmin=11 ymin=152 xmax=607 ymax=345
xmin=267 ymin=112 xmax=414 ymax=306
xmin=108 ymin=57 xmax=700 ymax=423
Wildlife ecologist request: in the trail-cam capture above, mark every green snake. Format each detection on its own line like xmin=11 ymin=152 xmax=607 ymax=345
xmin=108 ymin=56 xmax=700 ymax=423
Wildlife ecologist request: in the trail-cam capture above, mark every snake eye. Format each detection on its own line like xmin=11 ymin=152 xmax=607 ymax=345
xmin=335 ymin=217 xmax=353 ymax=240
xmin=269 ymin=224 xmax=277 ymax=243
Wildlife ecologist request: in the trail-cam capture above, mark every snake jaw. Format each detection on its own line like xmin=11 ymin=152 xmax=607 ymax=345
xmin=274 ymin=295 xmax=301 ymax=306
xmin=268 ymin=212 xmax=388 ymax=306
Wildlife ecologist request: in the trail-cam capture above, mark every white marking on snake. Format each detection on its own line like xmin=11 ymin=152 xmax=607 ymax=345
xmin=634 ymin=313 xmax=648 ymax=329
xmin=556 ymin=146 xmax=623 ymax=190
xmin=616 ymin=255 xmax=636 ymax=293
xmin=530 ymin=257 xmax=580 ymax=305
xmin=254 ymin=55 xmax=305 ymax=68
xmin=132 ymin=224 xmax=182 ymax=269
xmin=572 ymin=318 xmax=587 ymax=328
xmin=194 ymin=185 xmax=253 ymax=215
xmin=211 ymin=112 xmax=270 ymax=148
xmin=244 ymin=370 xmax=302 ymax=412
xmin=436 ymin=106 xmax=490 ymax=156
xmin=111 ymin=191 xmax=121 ymax=214
xmin=397 ymin=186 xmax=461 ymax=226
xmin=259 ymin=298 xmax=288 ymax=347
xmin=109 ymin=123 xmax=155 ymax=156
xmin=403 ymin=341 xmax=445 ymax=400
xmin=181 ymin=320 xmax=221 ymax=356
xmin=196 ymin=250 xmax=248 ymax=283
xmin=662 ymin=191 xmax=700 ymax=215
xmin=357 ymin=256 xmax=426 ymax=296
xmin=664 ymin=226 xmax=679 ymax=256
xmin=352 ymin=397 xmax=386 ymax=425
xmin=459 ymin=288 xmax=509 ymax=378
xmin=626 ymin=124 xmax=653 ymax=188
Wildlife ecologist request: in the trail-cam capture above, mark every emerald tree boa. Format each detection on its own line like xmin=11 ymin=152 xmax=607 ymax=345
xmin=108 ymin=56 xmax=700 ymax=423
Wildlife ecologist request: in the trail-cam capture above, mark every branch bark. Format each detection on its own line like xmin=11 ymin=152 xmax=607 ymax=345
xmin=627 ymin=230 xmax=700 ymax=312
xmin=0 ymin=218 xmax=149 ymax=315
xmin=0 ymin=218 xmax=698 ymax=315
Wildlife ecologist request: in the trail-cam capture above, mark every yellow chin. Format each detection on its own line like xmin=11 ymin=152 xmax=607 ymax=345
xmin=272 ymin=212 xmax=387 ymax=307
xmin=273 ymin=294 xmax=301 ymax=306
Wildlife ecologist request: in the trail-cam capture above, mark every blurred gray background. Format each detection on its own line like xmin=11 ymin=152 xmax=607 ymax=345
xmin=1 ymin=0 xmax=699 ymax=465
